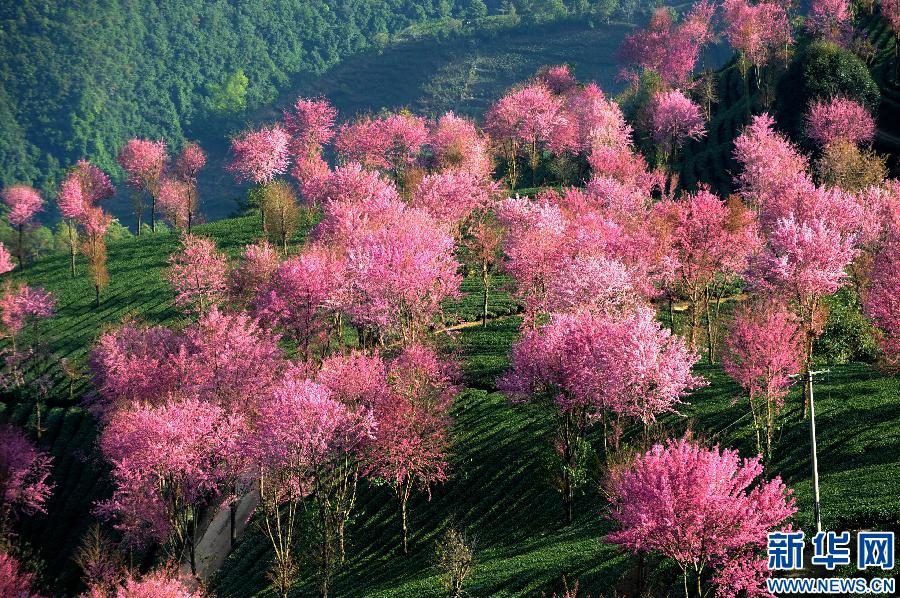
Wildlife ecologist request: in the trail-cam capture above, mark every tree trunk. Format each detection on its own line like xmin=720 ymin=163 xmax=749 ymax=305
xmin=94 ymin=284 xmax=101 ymax=308
xmin=150 ymin=194 xmax=157 ymax=233
xmin=187 ymin=208 xmax=193 ymax=234
xmin=189 ymin=514 xmax=197 ymax=576
xmin=401 ymin=493 xmax=409 ymax=555
xmin=481 ymin=259 xmax=490 ymax=327
xmin=17 ymin=224 xmax=24 ymax=267
xmin=68 ymin=221 xmax=77 ymax=278
xmin=704 ymin=286 xmax=715 ymax=363
xmin=230 ymin=501 xmax=237 ymax=548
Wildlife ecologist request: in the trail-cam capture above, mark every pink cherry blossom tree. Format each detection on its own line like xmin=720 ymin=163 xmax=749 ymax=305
xmin=619 ymin=1 xmax=716 ymax=87
xmin=722 ymin=0 xmax=792 ymax=104
xmin=733 ymin=113 xmax=810 ymax=211
xmin=0 ymin=284 xmax=55 ymax=350
xmin=334 ymin=113 xmax=428 ymax=185
xmin=409 ymin=170 xmax=494 ymax=232
xmin=184 ymin=307 xmax=283 ymax=410
xmin=0 ymin=424 xmax=54 ymax=539
xmin=648 ymin=90 xmax=706 ymax=191
xmin=344 ymin=208 xmax=461 ymax=346
xmin=605 ymin=437 xmax=796 ymax=598
xmin=804 ymin=97 xmax=876 ymax=149
xmin=283 ymin=96 xmax=338 ymax=160
xmin=501 ymin=308 xmax=702 ymax=523
xmin=167 ymin=234 xmax=229 ymax=315
xmin=80 ymin=205 xmax=113 ymax=307
xmin=723 ymin=304 xmax=803 ymax=462
xmin=1 ymin=185 xmax=44 ymax=267
xmin=118 ymin=139 xmax=168 ymax=234
xmin=864 ymin=229 xmax=900 ymax=370
xmin=0 ymin=243 xmax=14 ymax=275
xmin=97 ymin=398 xmax=243 ymax=575
xmin=246 ymin=377 xmax=374 ymax=598
xmin=657 ymin=191 xmax=759 ymax=359
xmin=57 ymin=161 xmax=115 ymax=277
xmin=373 ymin=345 xmax=457 ymax=554
xmin=748 ymin=211 xmax=857 ymax=412
xmin=806 ymin=0 xmax=853 ymax=45
xmin=227 ymin=125 xmax=290 ymax=186
xmin=89 ymin=322 xmax=187 ymax=411
xmin=485 ymin=83 xmax=561 ymax=188
xmin=254 ymin=247 xmax=346 ymax=359
xmin=167 ymin=143 xmax=207 ymax=232
xmin=0 ymin=550 xmax=40 ymax=597
xmin=228 ymin=240 xmax=281 ymax=307
xmin=429 ymin=112 xmax=493 ymax=178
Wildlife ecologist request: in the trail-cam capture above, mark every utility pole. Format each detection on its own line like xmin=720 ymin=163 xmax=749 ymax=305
xmin=791 ymin=369 xmax=829 ymax=533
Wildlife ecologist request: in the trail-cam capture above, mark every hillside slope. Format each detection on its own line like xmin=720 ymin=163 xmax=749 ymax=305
xmin=4 ymin=213 xmax=899 ymax=596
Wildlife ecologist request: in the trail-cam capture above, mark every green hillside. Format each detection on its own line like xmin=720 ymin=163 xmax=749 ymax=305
xmin=106 ymin=16 xmax=650 ymax=226
xmin=3 ymin=212 xmax=899 ymax=596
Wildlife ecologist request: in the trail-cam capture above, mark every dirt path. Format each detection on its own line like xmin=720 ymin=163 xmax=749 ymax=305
xmin=182 ymin=490 xmax=261 ymax=583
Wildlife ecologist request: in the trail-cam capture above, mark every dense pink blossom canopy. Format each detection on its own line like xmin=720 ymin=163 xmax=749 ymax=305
xmin=227 ymin=125 xmax=290 ymax=185
xmin=722 ymin=0 xmax=792 ymax=68
xmin=502 ymin=308 xmax=703 ymax=423
xmin=335 ymin=113 xmax=428 ymax=174
xmin=428 ymin=112 xmax=493 ymax=177
xmin=548 ymin=83 xmax=634 ymax=157
xmin=167 ymin=234 xmax=229 ymax=312
xmin=2 ymin=185 xmax=44 ymax=226
xmin=229 ymin=240 xmax=281 ymax=303
xmin=733 ymin=113 xmax=810 ymax=209
xmin=484 ymin=83 xmax=561 ymax=147
xmin=0 ymin=550 xmax=39 ymax=597
xmin=58 ymin=160 xmax=115 ymax=220
xmin=864 ymin=230 xmax=900 ymax=368
xmin=98 ymin=398 xmax=244 ymax=544
xmin=804 ymin=97 xmax=875 ymax=148
xmin=0 ymin=243 xmax=15 ymax=275
xmin=184 ymin=307 xmax=283 ymax=410
xmin=89 ymin=322 xmax=187 ymax=409
xmin=723 ymin=304 xmax=802 ymax=407
xmin=317 ymin=350 xmax=391 ymax=409
xmin=806 ymin=0 xmax=853 ymax=44
xmin=254 ymin=247 xmax=346 ymax=349
xmin=0 ymin=424 xmax=54 ymax=517
xmin=117 ymin=139 xmax=168 ymax=190
xmin=81 ymin=206 xmax=113 ymax=237
xmin=107 ymin=568 xmax=205 ymax=598
xmin=619 ymin=1 xmax=715 ymax=85
xmin=648 ymin=90 xmax=707 ymax=153
xmin=344 ymin=208 xmax=461 ymax=337
xmin=660 ymin=189 xmax=759 ymax=289
xmin=307 ymin=163 xmax=401 ymax=240
xmin=175 ymin=143 xmax=206 ymax=181
xmin=283 ymin=96 xmax=338 ymax=158
xmin=0 ymin=284 xmax=55 ymax=337
xmin=410 ymin=170 xmax=495 ymax=228
xmin=247 ymin=377 xmax=375 ymax=501
xmin=537 ymin=64 xmax=578 ymax=95
xmin=748 ymin=213 xmax=857 ymax=299
xmin=157 ymin=178 xmax=192 ymax=229
xmin=606 ymin=438 xmax=796 ymax=598
xmin=369 ymin=344 xmax=457 ymax=492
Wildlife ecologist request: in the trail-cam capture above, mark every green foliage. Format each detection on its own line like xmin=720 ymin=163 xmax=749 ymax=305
xmin=776 ymin=41 xmax=880 ymax=138
xmin=0 ymin=0 xmax=642 ymax=197
xmin=815 ymin=287 xmax=881 ymax=365
xmin=210 ymin=69 xmax=250 ymax=114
